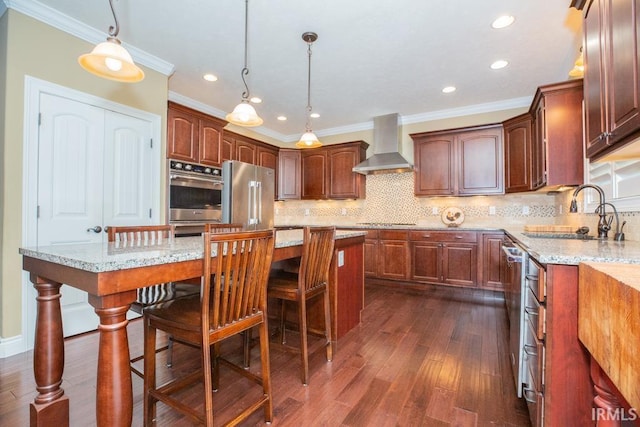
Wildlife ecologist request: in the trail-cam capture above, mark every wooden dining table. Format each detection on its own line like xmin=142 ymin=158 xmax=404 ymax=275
xmin=19 ymin=228 xmax=365 ymax=427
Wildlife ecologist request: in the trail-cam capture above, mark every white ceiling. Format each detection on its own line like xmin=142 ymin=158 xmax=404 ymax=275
xmin=10 ymin=0 xmax=584 ymax=142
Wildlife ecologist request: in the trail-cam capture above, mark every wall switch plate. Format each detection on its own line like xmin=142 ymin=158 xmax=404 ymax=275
xmin=432 ymin=207 xmax=439 ymax=215
xmin=522 ymin=206 xmax=530 ymax=215
xmin=489 ymin=206 xmax=496 ymax=215
xmin=338 ymin=250 xmax=345 ymax=267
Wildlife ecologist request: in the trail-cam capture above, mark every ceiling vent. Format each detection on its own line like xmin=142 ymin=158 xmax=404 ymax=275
xmin=352 ymin=113 xmax=413 ymax=175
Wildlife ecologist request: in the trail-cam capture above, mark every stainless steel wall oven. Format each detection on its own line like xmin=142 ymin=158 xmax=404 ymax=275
xmin=168 ymin=160 xmax=223 ymax=236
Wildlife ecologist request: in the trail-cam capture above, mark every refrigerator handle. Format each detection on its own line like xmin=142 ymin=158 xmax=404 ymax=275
xmin=256 ymin=181 xmax=262 ymax=225
xmin=248 ymin=181 xmax=258 ymax=225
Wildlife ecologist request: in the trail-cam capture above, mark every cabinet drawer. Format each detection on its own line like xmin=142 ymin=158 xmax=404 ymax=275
xmin=364 ymin=229 xmax=379 ymax=239
xmin=378 ymin=230 xmax=408 ymax=240
xmin=409 ymin=230 xmax=477 ymax=242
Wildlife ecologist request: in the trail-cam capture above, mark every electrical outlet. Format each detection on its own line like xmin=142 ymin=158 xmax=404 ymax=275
xmin=275 ymin=208 xmax=279 ymax=215
xmin=432 ymin=207 xmax=438 ymax=215
xmin=489 ymin=206 xmax=496 ymax=215
xmin=522 ymin=206 xmax=530 ymax=215
xmin=559 ymin=204 xmax=563 ymax=215
xmin=338 ymin=250 xmax=345 ymax=267
xmin=341 ymin=208 xmax=347 ymax=216
xmin=304 ymin=208 xmax=310 ymax=216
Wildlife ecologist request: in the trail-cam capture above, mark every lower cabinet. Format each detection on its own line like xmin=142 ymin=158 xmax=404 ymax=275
xmin=410 ymin=230 xmax=478 ymax=287
xmin=377 ymin=230 xmax=410 ymax=280
xmin=481 ymin=232 xmax=506 ymax=290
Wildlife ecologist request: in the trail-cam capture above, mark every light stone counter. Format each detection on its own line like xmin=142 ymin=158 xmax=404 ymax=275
xmin=19 ymin=229 xmax=365 ymax=273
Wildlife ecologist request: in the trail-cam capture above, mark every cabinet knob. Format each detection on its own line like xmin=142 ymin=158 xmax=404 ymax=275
xmin=455 ymin=235 xmax=463 ymax=239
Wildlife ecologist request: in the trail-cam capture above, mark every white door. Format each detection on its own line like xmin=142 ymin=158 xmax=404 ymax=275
xmin=37 ymin=93 xmax=155 ymax=337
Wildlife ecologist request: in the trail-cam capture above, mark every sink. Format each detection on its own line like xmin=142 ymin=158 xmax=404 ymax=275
xmin=522 ymin=232 xmax=595 ymax=240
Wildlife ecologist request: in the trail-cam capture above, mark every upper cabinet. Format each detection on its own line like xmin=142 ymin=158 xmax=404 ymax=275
xmin=412 ymin=124 xmax=504 ymax=196
xmin=279 ymin=141 xmax=368 ymax=200
xmin=581 ymin=0 xmax=640 ymax=159
xmin=167 ymin=102 xmax=227 ymax=167
xmin=530 ymin=79 xmax=584 ymax=188
xmin=503 ymin=113 xmax=533 ymax=193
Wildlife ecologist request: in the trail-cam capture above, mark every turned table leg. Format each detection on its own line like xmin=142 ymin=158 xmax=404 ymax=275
xmin=90 ymin=294 xmax=135 ymax=427
xmin=591 ymin=357 xmax=624 ymax=427
xmin=30 ymin=277 xmax=69 ymax=427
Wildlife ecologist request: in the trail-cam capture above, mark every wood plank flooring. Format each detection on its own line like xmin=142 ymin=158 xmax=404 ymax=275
xmin=0 ymin=282 xmax=530 ymax=426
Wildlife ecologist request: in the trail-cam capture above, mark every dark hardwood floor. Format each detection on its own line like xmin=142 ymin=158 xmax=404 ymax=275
xmin=0 ymin=282 xmax=530 ymax=426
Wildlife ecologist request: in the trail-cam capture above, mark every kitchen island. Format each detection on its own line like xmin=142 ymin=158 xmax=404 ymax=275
xmin=19 ymin=229 xmax=365 ymax=427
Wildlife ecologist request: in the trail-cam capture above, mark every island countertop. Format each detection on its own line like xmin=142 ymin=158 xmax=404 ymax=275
xmin=19 ymin=229 xmax=366 ymax=273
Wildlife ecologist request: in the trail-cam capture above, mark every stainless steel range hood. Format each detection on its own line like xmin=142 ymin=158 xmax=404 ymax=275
xmin=352 ymin=113 xmax=413 ymax=175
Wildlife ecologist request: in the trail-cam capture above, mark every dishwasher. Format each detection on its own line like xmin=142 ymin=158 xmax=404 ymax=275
xmin=501 ymin=236 xmax=527 ymax=398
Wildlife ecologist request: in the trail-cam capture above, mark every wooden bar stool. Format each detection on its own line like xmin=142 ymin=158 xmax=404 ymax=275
xmin=267 ymin=226 xmax=335 ymax=385
xmin=143 ymin=229 xmax=275 ymax=426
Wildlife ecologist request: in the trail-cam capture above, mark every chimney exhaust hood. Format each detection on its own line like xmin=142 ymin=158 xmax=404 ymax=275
xmin=352 ymin=113 xmax=413 ymax=175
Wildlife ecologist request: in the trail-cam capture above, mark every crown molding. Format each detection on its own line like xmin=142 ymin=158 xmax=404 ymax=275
xmin=5 ymin=0 xmax=175 ymax=76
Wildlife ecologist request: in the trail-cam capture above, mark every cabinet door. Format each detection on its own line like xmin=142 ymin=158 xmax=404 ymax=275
xmin=198 ymin=117 xmax=224 ymax=166
xmin=457 ymin=126 xmax=504 ymax=195
xmin=167 ymin=107 xmax=198 ymax=162
xmin=257 ymin=146 xmax=278 ymax=199
xmin=221 ymin=135 xmax=234 ymax=164
xmin=482 ymin=233 xmax=505 ymax=290
xmin=504 ymin=114 xmax=532 ymax=193
xmin=606 ymin=0 xmax=640 ymax=146
xmin=277 ymin=149 xmax=301 ymax=200
xmin=411 ymin=241 xmax=441 ymax=282
xmin=378 ymin=240 xmax=409 ymax=280
xmin=584 ymin=0 xmax=608 ymax=157
xmin=364 ymin=239 xmax=378 ymax=277
xmin=301 ymin=150 xmax=328 ymax=199
xmin=414 ymin=135 xmax=455 ymax=196
xmin=532 ymin=101 xmax=546 ymax=189
xmin=235 ymin=139 xmax=256 ymax=164
xmin=328 ymin=146 xmax=364 ymax=199
xmin=442 ymin=243 xmax=477 ymax=287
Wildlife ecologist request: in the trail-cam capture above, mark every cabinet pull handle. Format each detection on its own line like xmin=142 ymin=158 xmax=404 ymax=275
xmin=423 ymin=234 xmax=431 ymax=238
xmin=524 ymin=344 xmax=537 ymax=357
xmin=455 ymin=235 xmax=463 ymax=239
xmin=524 ymin=306 xmax=539 ymax=316
xmin=523 ymin=386 xmax=537 ymax=404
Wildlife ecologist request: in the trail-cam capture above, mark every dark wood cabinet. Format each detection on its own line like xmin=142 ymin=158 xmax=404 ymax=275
xmin=530 ymin=80 xmax=584 ymax=189
xmin=286 ymin=141 xmax=368 ymax=200
xmin=409 ymin=230 xmax=478 ymax=287
xmin=363 ymin=230 xmax=379 ymax=278
xmin=328 ymin=143 xmax=367 ymax=199
xmin=503 ymin=113 xmax=533 ymax=193
xmin=277 ymin=149 xmax=301 ymax=200
xmin=377 ymin=230 xmax=410 ymax=281
xmin=412 ymin=124 xmax=503 ymax=196
xmin=301 ymin=149 xmax=328 ymax=199
xmin=582 ymin=0 xmax=640 ymax=158
xmin=167 ymin=102 xmax=227 ymax=167
xmin=481 ymin=232 xmax=505 ymax=290
xmin=233 ymin=137 xmax=257 ymax=165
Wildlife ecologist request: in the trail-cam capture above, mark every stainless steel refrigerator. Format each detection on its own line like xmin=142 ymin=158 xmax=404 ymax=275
xmin=222 ymin=160 xmax=275 ymax=230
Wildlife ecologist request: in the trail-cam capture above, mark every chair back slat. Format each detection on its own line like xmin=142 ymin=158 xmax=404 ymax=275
xmin=205 ymin=223 xmax=244 ymax=234
xmin=202 ymin=230 xmax=275 ymax=332
xmin=298 ymin=226 xmax=336 ymax=293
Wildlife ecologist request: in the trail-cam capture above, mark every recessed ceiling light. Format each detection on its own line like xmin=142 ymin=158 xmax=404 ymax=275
xmin=310 ymin=113 xmax=320 ymax=118
xmin=277 ymin=116 xmax=287 ymax=121
xmin=203 ymin=73 xmax=218 ymax=82
xmin=442 ymin=86 xmax=456 ymax=93
xmin=491 ymin=15 xmax=515 ymax=29
xmin=250 ymin=97 xmax=262 ymax=104
xmin=491 ymin=60 xmax=509 ymax=70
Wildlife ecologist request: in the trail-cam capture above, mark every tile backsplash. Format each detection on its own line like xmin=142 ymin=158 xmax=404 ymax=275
xmin=275 ymin=172 xmax=640 ymax=241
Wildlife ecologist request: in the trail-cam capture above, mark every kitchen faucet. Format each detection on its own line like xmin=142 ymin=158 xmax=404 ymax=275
xmin=569 ymin=184 xmax=611 ymax=239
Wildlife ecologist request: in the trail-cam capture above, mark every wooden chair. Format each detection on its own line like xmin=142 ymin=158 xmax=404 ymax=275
xmin=143 ymin=229 xmax=275 ymax=426
xmin=267 ymin=226 xmax=335 ymax=385
xmin=107 ymin=225 xmax=199 ymax=378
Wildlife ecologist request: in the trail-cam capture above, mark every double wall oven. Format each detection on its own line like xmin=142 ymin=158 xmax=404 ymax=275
xmin=168 ymin=160 xmax=223 ymax=236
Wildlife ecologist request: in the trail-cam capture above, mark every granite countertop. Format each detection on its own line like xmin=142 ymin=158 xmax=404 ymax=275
xmin=19 ymin=229 xmax=365 ymax=273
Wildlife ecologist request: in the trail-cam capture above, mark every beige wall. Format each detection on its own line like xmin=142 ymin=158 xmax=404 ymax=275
xmin=1 ymin=10 xmax=169 ymax=338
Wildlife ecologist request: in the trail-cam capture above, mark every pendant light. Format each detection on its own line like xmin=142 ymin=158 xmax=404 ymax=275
xmin=226 ymin=0 xmax=263 ymax=127
xmin=78 ymin=0 xmax=144 ymax=83
xmin=296 ymin=32 xmax=322 ymax=149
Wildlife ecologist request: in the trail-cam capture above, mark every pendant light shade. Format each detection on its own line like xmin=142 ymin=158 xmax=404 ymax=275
xmin=295 ymin=32 xmax=321 ymax=149
xmin=226 ymin=0 xmax=263 ymax=127
xmin=78 ymin=0 xmax=144 ymax=83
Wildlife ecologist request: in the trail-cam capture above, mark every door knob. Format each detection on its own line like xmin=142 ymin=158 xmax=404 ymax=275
xmin=86 ymin=226 xmax=102 ymax=233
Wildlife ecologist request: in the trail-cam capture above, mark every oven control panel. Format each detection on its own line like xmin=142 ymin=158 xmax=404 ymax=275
xmin=169 ymin=160 xmax=221 ymax=177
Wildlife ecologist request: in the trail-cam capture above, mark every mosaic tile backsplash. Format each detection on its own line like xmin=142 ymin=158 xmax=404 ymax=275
xmin=275 ymin=172 xmax=640 ymax=241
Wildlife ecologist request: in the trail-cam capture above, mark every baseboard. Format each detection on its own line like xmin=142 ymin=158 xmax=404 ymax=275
xmin=0 ymin=334 xmax=28 ymax=358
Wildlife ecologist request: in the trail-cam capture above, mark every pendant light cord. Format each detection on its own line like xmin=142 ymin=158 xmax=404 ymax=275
xmin=107 ymin=0 xmax=120 ymax=39
xmin=240 ymin=0 xmax=251 ymax=101
xmin=305 ymin=39 xmax=313 ymax=131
